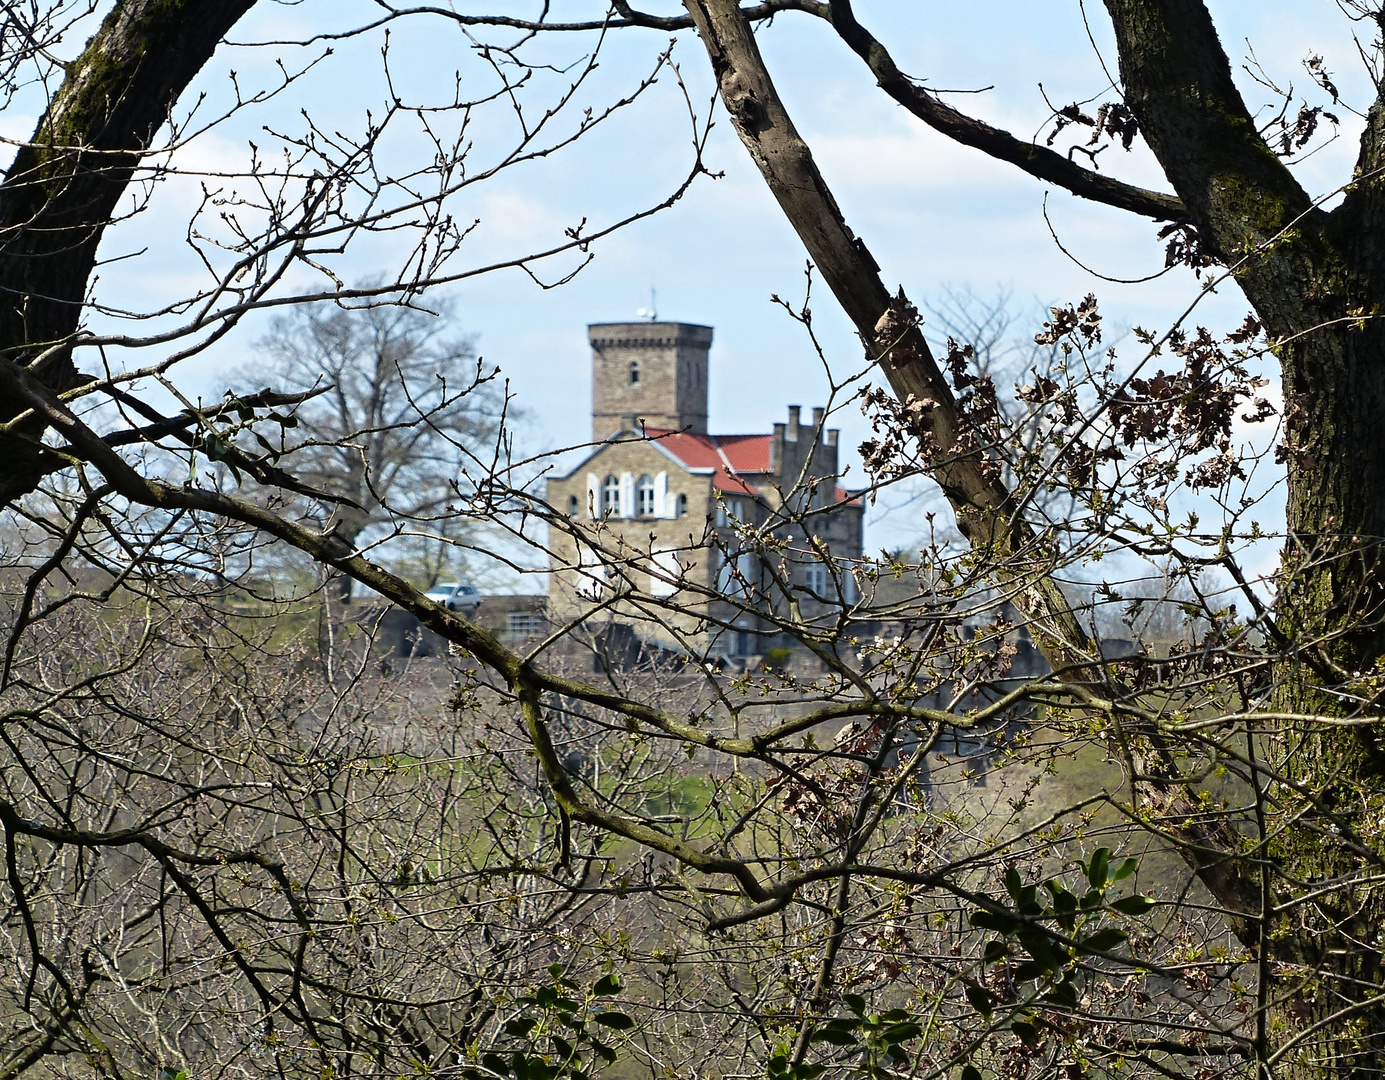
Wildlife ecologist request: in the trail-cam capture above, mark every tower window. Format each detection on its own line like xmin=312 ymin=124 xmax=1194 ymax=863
xmin=636 ymin=474 xmax=656 ymax=516
xmin=602 ymin=474 xmax=621 ymax=516
xmin=804 ymin=561 xmax=832 ymax=597
xmin=567 ymin=494 xmax=579 ymax=516
xmin=676 ymin=493 xmax=687 ymax=518
xmin=628 ymin=360 xmax=640 ymax=386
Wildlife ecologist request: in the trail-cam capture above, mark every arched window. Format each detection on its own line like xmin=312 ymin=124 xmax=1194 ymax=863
xmin=628 ymin=360 xmax=640 ymax=386
xmin=601 ymin=474 xmax=621 ymax=517
xmin=566 ymin=494 xmax=579 ymax=516
xmin=636 ymin=474 xmax=656 ymax=516
xmin=676 ymin=493 xmax=688 ymax=518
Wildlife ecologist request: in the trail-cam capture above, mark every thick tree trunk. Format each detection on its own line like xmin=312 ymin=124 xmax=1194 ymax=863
xmin=1102 ymin=1 xmax=1385 ymax=1073
xmin=1263 ymin=294 xmax=1385 ymax=1080
xmin=0 ymin=0 xmax=257 ymax=503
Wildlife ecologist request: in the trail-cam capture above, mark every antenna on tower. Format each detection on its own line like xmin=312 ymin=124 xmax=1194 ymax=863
xmin=635 ymin=287 xmax=658 ymax=322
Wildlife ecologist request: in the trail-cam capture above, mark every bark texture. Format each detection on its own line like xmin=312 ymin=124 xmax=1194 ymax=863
xmin=0 ymin=0 xmax=257 ymax=503
xmin=1104 ymin=2 xmax=1385 ymax=1074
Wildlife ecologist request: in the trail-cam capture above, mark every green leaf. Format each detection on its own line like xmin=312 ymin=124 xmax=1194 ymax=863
xmin=961 ymin=1067 xmax=984 ymax=1080
xmin=843 ymin=993 xmax=866 ymax=1016
xmin=589 ymin=1038 xmax=617 ymax=1064
xmin=548 ymin=963 xmax=565 ymax=978
xmin=1109 ymin=894 xmax=1157 ymax=916
xmin=880 ymin=1009 xmax=910 ymax=1023
xmin=594 ymin=1011 xmax=635 ymax=1031
xmin=1016 ymin=930 xmax=1062 ymax=972
xmin=1042 ymin=978 xmax=1078 ymax=1010
xmin=1078 ymin=928 xmax=1128 ymax=954
xmin=550 ymin=1035 xmax=574 ymax=1061
xmin=982 ymin=940 xmax=1008 ymax=963
xmin=481 ymin=1053 xmax=508 ymax=1076
xmin=1048 ymin=886 xmax=1077 ymax=916
xmin=504 ymin=1017 xmax=538 ymax=1038
xmin=882 ymin=1022 xmax=922 ymax=1044
xmin=1111 ymin=856 xmax=1140 ymax=882
xmin=1087 ymin=848 xmax=1110 ymax=889
xmin=793 ymin=1066 xmax=825 ymax=1080
xmin=1004 ymin=866 xmax=1023 ymax=901
xmin=810 ymin=1028 xmax=859 ymax=1046
xmin=1081 ymin=889 xmax=1103 ymax=910
xmin=965 ymin=985 xmax=995 ymax=1017
xmin=970 ymin=910 xmax=1018 ymax=935
xmin=592 ymin=974 xmax=621 ymax=996
xmin=1011 ymin=1020 xmax=1038 ymax=1046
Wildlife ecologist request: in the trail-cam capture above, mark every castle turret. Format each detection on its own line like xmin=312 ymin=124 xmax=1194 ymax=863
xmin=589 ymin=322 xmax=711 ymax=441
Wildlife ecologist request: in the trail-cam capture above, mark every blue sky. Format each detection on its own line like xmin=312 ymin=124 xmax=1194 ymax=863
xmin=19 ymin=1 xmax=1378 ymax=559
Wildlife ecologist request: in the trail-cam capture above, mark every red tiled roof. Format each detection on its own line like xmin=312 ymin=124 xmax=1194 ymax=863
xmin=644 ymin=428 xmax=770 ymax=496
xmin=714 ymin=434 xmax=772 ymax=473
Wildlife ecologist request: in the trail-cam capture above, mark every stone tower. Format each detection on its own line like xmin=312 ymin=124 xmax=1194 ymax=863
xmin=589 ymin=322 xmax=711 ymax=442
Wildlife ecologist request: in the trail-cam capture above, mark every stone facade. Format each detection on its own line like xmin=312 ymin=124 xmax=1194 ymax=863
xmin=546 ymin=322 xmax=865 ymax=657
xmin=590 ymin=322 xmax=711 ymax=441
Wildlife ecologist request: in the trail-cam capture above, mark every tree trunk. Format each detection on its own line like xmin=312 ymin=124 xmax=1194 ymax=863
xmin=0 ymin=0 xmax=257 ymax=503
xmin=1262 ymin=301 xmax=1385 ymax=1079
xmin=1101 ymin=1 xmax=1385 ymax=1072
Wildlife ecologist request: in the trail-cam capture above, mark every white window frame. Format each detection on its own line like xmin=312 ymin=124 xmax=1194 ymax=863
xmin=507 ymin=611 xmax=544 ymax=637
xmin=649 ymin=548 xmax=681 ymax=598
xmin=586 ymin=473 xmax=600 ymax=520
xmin=804 ymin=561 xmax=831 ymax=598
xmin=574 ymin=542 xmax=609 ymax=600
xmin=636 ymin=474 xmax=656 ymax=517
xmin=601 ymin=474 xmax=621 ymax=517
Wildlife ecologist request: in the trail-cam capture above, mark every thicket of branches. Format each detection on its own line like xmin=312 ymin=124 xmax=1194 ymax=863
xmin=1 ymin=3 xmax=1384 ymax=1080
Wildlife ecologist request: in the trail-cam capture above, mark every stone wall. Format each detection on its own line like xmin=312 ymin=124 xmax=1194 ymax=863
xmin=589 ymin=322 xmax=711 ymax=441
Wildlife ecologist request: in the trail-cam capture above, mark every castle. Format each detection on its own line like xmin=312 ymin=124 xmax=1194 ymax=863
xmin=545 ymin=322 xmax=865 ymax=657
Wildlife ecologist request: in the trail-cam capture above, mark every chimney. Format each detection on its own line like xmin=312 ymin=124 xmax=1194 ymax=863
xmin=825 ymin=428 xmax=839 ymax=447
xmin=787 ymin=405 xmax=801 ymax=441
xmin=811 ymin=407 xmax=825 ymax=440
xmin=772 ymin=422 xmax=786 ymax=473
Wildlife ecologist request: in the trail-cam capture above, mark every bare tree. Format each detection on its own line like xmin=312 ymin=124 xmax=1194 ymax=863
xmin=249 ymin=297 xmax=504 ymax=599
xmin=5 ymin=4 xmax=1385 ymax=1080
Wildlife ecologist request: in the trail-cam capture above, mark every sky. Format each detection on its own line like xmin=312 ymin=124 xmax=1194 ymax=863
xmin=13 ymin=1 xmax=1379 ymax=569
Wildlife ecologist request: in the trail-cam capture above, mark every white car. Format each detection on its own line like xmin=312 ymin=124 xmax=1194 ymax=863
xmin=423 ymin=582 xmax=480 ymax=614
